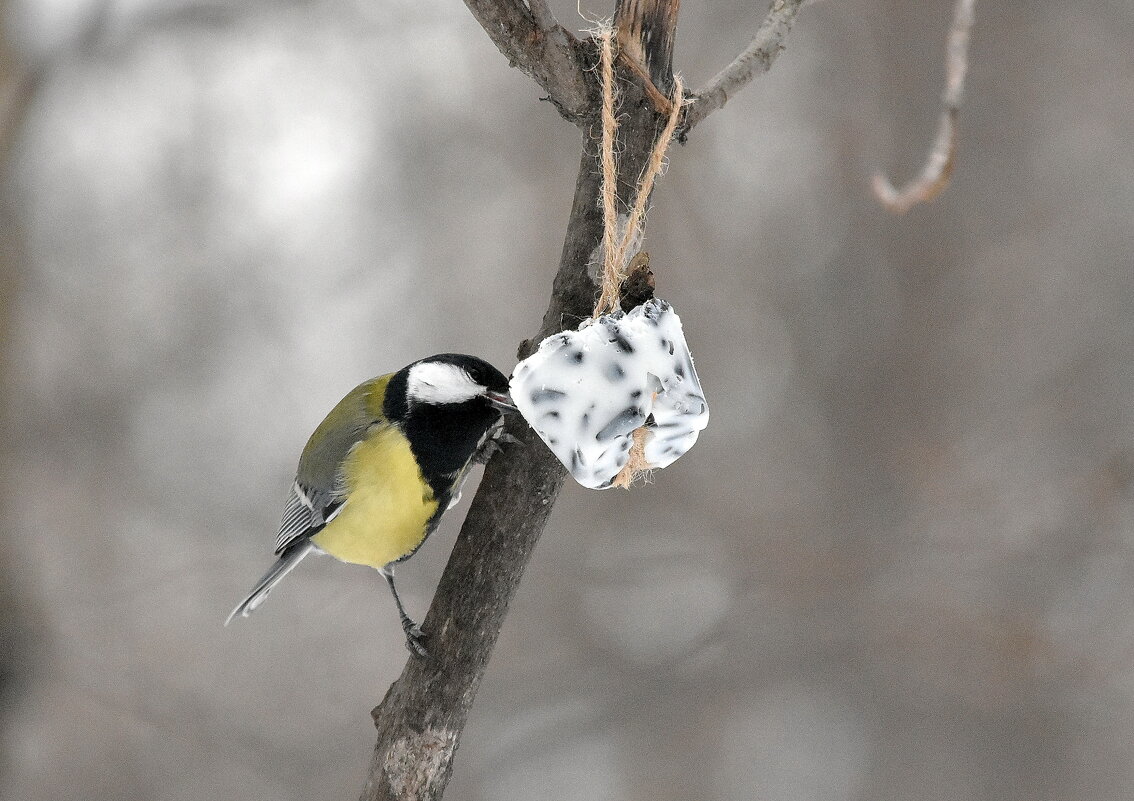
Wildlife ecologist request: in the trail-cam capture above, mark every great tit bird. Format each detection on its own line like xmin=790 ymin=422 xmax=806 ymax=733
xmin=226 ymin=353 xmax=514 ymax=656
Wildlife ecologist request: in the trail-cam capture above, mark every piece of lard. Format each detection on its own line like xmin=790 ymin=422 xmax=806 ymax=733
xmin=510 ymin=299 xmax=709 ymax=489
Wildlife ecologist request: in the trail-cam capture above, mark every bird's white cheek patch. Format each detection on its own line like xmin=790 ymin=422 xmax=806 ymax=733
xmin=510 ymin=299 xmax=709 ymax=489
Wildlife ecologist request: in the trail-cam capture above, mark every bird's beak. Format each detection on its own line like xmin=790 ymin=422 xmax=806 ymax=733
xmin=485 ymin=390 xmax=518 ymax=413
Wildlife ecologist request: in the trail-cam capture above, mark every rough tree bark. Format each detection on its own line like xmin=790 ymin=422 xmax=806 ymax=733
xmin=361 ymin=3 xmax=804 ymax=799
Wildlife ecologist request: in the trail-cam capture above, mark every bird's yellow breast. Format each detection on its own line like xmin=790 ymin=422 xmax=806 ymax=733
xmin=310 ymin=424 xmax=438 ymax=569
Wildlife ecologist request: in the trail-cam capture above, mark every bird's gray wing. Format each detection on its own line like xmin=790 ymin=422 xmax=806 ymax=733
xmin=273 ymin=480 xmax=342 ymax=554
xmin=272 ymin=380 xmax=383 ymax=555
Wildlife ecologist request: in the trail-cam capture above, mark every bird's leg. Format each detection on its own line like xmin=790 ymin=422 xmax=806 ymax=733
xmin=380 ymin=567 xmax=427 ymax=657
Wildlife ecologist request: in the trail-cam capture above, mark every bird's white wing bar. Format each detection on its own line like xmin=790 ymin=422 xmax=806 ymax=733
xmin=293 ymin=480 xmax=314 ymax=509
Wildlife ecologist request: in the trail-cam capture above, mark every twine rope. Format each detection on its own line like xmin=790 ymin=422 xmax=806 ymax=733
xmin=592 ymin=27 xmax=685 ymax=319
xmin=597 ymin=27 xmax=620 ymax=318
xmin=589 ymin=26 xmax=685 ymax=487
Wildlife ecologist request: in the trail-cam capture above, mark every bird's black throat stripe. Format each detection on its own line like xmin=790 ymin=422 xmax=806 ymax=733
xmin=383 ymin=367 xmax=502 ymax=499
xmin=401 ymin=400 xmax=501 ymax=498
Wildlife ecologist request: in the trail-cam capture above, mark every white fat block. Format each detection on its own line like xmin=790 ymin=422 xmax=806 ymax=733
xmin=511 ymin=299 xmax=709 ymax=489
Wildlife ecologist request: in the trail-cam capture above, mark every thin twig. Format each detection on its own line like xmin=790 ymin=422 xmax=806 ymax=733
xmin=617 ymin=50 xmax=674 ymax=116
xmin=679 ymin=0 xmax=806 ymax=138
xmin=459 ymin=0 xmax=591 ymax=121
xmin=872 ymin=0 xmax=976 ymax=214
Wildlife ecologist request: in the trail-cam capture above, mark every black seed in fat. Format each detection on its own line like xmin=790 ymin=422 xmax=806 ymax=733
xmin=605 ymin=362 xmax=626 ymax=381
xmin=530 ymin=388 xmax=567 ymax=404
xmin=609 ymin=330 xmax=635 ymax=353
xmin=596 ymin=407 xmax=646 ymax=441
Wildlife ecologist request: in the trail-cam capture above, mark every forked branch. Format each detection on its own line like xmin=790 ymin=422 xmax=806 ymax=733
xmin=360 ymin=2 xmax=808 ymax=799
xmin=679 ymin=0 xmax=806 ymax=139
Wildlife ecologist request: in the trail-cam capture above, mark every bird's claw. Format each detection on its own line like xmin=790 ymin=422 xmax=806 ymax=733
xmin=475 ymin=432 xmax=521 ymax=464
xmin=403 ymin=622 xmax=428 ymax=658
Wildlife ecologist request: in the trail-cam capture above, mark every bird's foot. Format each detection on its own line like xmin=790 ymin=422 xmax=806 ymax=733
xmin=403 ymin=621 xmax=428 ymax=658
xmin=475 ymin=431 xmax=521 ymax=464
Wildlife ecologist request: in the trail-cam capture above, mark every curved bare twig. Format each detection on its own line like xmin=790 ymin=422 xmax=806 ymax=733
xmin=872 ymin=0 xmax=976 ymax=214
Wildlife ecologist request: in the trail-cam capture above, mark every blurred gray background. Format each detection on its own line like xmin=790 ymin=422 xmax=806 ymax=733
xmin=2 ymin=0 xmax=1133 ymax=799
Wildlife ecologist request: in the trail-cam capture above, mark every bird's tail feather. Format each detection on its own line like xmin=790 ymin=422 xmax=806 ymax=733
xmin=225 ymin=540 xmax=315 ymax=626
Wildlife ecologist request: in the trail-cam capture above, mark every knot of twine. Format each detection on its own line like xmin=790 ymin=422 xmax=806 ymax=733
xmin=592 ymin=27 xmax=685 ymax=319
xmin=590 ymin=26 xmax=684 ymax=487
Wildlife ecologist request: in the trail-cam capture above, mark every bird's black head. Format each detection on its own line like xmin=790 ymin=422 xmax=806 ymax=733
xmin=384 ymin=354 xmax=513 ymax=495
xmin=385 ymin=354 xmax=510 ymax=415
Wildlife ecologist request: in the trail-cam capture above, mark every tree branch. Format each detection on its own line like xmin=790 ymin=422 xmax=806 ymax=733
xmin=359 ymin=0 xmax=811 ymax=795
xmin=615 ymin=0 xmax=680 ymax=96
xmin=361 ymin=110 xmax=670 ymax=801
xmin=526 ymin=0 xmax=558 ymax=31
xmin=459 ymin=0 xmax=591 ymax=122
xmin=360 ymin=4 xmax=689 ymax=799
xmin=679 ymin=0 xmax=806 ymax=139
xmin=361 ymin=418 xmax=567 ymax=801
xmin=872 ymin=0 xmax=976 ymax=213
